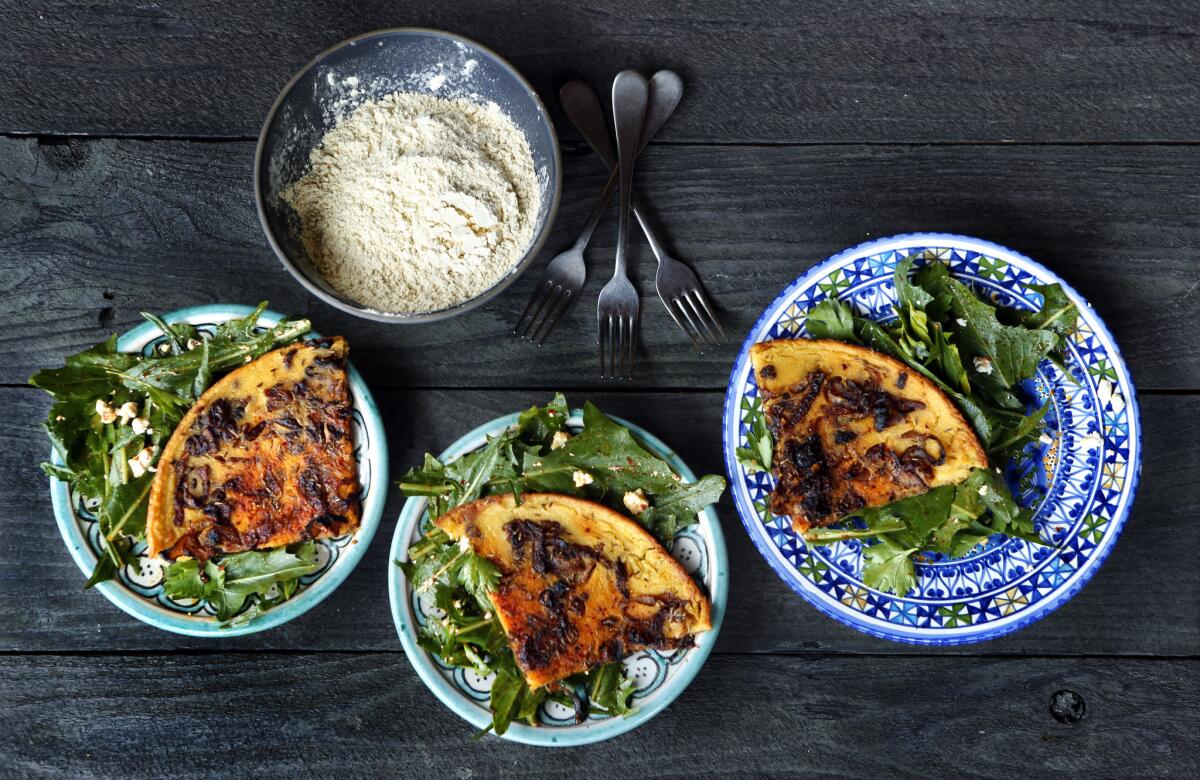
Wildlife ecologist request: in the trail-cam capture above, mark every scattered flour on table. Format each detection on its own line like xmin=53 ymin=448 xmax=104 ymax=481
xmin=281 ymin=91 xmax=540 ymax=314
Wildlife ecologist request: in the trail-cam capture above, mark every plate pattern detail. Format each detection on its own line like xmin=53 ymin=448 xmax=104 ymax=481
xmin=723 ymin=236 xmax=1140 ymax=644
xmin=389 ymin=411 xmax=728 ymax=746
xmin=48 ymin=305 xmax=387 ymax=636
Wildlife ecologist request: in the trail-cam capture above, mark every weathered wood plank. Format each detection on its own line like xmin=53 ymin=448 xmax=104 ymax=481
xmin=1 ymin=1 xmax=1197 ymax=142
xmin=1 ymin=652 xmax=1195 ymax=777
xmin=3 ymin=388 xmax=1193 ymax=656
xmin=1 ymin=138 xmax=1197 ymax=390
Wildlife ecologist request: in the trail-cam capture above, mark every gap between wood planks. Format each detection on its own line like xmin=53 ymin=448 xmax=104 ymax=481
xmin=9 ymin=131 xmax=1200 ymax=147
xmin=1 ymin=649 xmax=1196 ymax=660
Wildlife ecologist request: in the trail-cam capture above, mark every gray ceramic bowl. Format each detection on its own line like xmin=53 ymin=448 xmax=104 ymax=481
xmin=254 ymin=28 xmax=561 ymax=323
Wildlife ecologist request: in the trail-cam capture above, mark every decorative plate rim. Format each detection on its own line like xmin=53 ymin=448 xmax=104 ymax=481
xmin=47 ymin=303 xmax=389 ymax=637
xmin=387 ymin=410 xmax=729 ymax=746
xmin=721 ymin=232 xmax=1142 ymax=645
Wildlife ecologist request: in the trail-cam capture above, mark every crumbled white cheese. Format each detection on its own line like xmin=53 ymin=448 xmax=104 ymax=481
xmin=978 ymin=484 xmax=990 ymax=496
xmin=458 ymin=535 xmax=471 ymax=552
xmin=244 ymin=355 xmax=253 ymax=363
xmin=973 ymin=356 xmax=994 ymax=375
xmin=623 ymin=489 xmax=650 ymax=515
xmin=157 ymin=342 xmax=171 ymax=354
xmin=116 ymin=401 xmax=139 ymax=424
xmin=956 ymin=318 xmax=968 ymax=327
xmin=550 ymin=431 xmax=570 ymax=450
xmin=572 ymin=470 xmax=594 ymax=488
xmin=95 ymin=399 xmax=117 ymax=424
xmin=131 ymin=417 xmax=151 ymax=434
xmin=186 ymin=338 xmax=203 ymax=351
xmin=128 ymin=446 xmax=154 ymax=478
xmin=1039 ymin=432 xmax=1054 ymax=446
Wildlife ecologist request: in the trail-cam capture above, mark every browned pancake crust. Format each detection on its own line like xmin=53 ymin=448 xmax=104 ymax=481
xmin=435 ymin=493 xmax=711 ymax=689
xmin=751 ymin=339 xmax=987 ymax=532
xmin=146 ymin=337 xmax=360 ymax=559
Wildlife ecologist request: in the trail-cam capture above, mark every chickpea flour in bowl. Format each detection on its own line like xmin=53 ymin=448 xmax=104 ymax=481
xmin=256 ymin=28 xmax=561 ymax=323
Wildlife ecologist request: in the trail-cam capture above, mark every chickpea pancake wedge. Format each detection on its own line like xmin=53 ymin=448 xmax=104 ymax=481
xmin=146 ymin=337 xmax=360 ymax=559
xmin=750 ymin=338 xmax=987 ymax=532
xmin=435 ymin=493 xmax=711 ymax=690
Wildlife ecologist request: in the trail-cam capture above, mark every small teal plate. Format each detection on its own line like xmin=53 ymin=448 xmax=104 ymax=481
xmin=388 ymin=410 xmax=728 ymax=745
xmin=723 ymin=233 xmax=1141 ymax=645
xmin=48 ymin=304 xmax=388 ymax=636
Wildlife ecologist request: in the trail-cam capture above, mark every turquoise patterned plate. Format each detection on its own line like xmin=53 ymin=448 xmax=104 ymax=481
xmin=48 ymin=304 xmax=388 ymax=636
xmin=723 ymin=234 xmax=1141 ymax=645
xmin=388 ymin=410 xmax=728 ymax=745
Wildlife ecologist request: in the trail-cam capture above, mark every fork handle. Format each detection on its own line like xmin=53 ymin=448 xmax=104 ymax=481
xmin=562 ymin=76 xmax=673 ymax=263
xmin=611 ymin=71 xmax=648 ymax=279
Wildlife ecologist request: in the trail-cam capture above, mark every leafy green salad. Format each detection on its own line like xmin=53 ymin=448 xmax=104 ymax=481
xmin=32 ymin=303 xmax=324 ymax=625
xmin=398 ymin=394 xmax=725 ymax=736
xmin=737 ymin=255 xmax=1079 ymax=595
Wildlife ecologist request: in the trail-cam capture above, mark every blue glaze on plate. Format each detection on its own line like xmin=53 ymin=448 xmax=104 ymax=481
xmin=388 ymin=411 xmax=728 ymax=745
xmin=48 ymin=304 xmax=388 ymax=636
xmin=722 ymin=233 xmax=1140 ymax=645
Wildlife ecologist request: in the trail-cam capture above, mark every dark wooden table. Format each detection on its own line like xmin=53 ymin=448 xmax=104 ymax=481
xmin=2 ymin=1 xmax=1198 ymax=777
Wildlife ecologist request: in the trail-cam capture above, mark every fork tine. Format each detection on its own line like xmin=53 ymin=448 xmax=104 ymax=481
xmin=530 ymin=289 xmax=572 ymax=345
xmin=516 ymin=281 xmax=557 ymax=339
xmin=598 ymin=315 xmax=610 ymax=378
xmin=674 ymin=295 xmax=710 ymax=347
xmin=514 ymin=280 xmax=550 ymax=337
xmin=664 ymin=297 xmax=703 ymax=351
xmin=690 ymin=288 xmax=725 ymax=339
xmin=609 ymin=316 xmax=618 ymax=378
xmin=681 ymin=291 xmax=719 ymax=345
xmin=618 ymin=315 xmax=628 ymax=379
xmin=626 ymin=315 xmax=637 ymax=378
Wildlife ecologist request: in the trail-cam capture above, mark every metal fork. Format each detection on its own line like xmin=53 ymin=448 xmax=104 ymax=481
xmin=561 ymin=73 xmax=724 ymax=350
xmin=597 ymin=71 xmax=649 ymax=379
xmin=514 ymin=77 xmax=681 ymax=346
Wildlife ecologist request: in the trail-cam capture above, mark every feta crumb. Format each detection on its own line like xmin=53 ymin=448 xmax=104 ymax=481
xmin=956 ymin=318 xmax=968 ymax=327
xmin=1039 ymin=433 xmax=1054 ymax=446
xmin=95 ymin=399 xmax=117 ymax=424
xmin=186 ymin=338 xmax=202 ymax=351
xmin=116 ymin=401 xmax=139 ymax=424
xmin=572 ymin=470 xmax=594 ymax=488
xmin=550 ymin=431 xmax=570 ymax=450
xmin=244 ymin=355 xmax=253 ymax=363
xmin=127 ymin=446 xmax=153 ymax=478
xmin=157 ymin=342 xmax=171 ymax=354
xmin=978 ymin=484 xmax=990 ymax=496
xmin=458 ymin=536 xmax=471 ymax=552
xmin=973 ymin=356 xmax=994 ymax=375
xmin=623 ymin=489 xmax=650 ymax=515
xmin=131 ymin=417 xmax=151 ymax=434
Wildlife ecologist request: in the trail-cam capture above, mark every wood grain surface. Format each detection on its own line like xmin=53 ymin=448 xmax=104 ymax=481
xmin=2 ymin=653 xmax=1196 ymax=777
xmin=1 ymin=1 xmax=1197 ymax=142
xmin=2 ymin=1 xmax=1197 ymax=776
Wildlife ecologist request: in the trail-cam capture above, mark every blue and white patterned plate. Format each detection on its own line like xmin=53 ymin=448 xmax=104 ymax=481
xmin=388 ymin=410 xmax=728 ymax=745
xmin=723 ymin=233 xmax=1141 ymax=645
xmin=48 ymin=304 xmax=388 ymax=636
